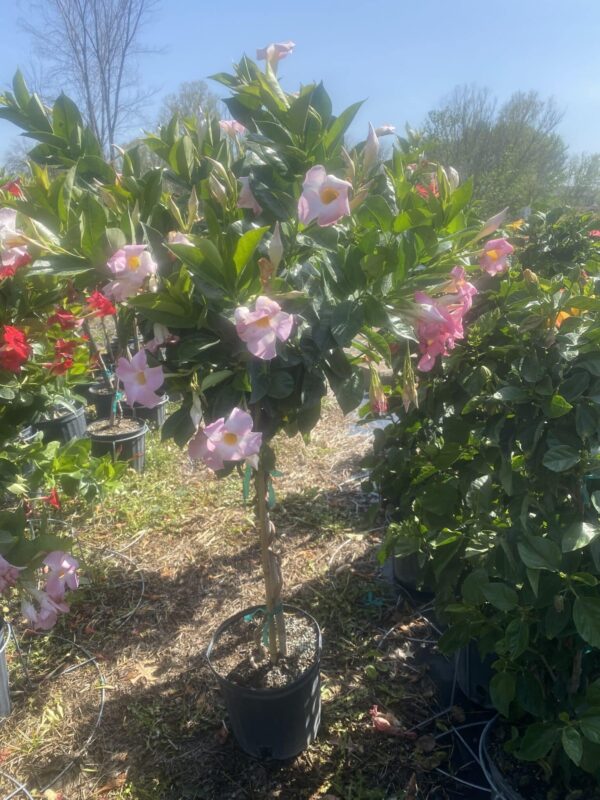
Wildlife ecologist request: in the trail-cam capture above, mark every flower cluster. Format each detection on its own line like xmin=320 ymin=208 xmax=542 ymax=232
xmin=415 ymin=266 xmax=477 ymax=372
xmin=86 ymin=290 xmax=116 ymax=318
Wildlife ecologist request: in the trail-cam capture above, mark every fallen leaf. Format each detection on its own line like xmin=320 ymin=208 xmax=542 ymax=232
xmin=95 ymin=772 xmax=127 ymax=795
xmin=126 ymin=660 xmax=160 ymax=685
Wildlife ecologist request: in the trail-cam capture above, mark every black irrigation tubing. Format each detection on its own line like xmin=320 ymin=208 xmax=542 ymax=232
xmin=382 ymin=577 xmax=495 ymax=796
xmin=0 ymin=769 xmax=35 ymax=800
xmin=0 ymin=630 xmax=107 ymax=800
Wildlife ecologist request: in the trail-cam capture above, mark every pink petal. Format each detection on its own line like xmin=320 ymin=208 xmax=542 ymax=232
xmin=225 ymin=408 xmax=254 ymax=436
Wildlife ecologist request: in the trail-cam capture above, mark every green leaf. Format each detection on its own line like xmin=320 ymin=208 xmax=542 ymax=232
xmin=267 ymin=370 xmax=295 ymax=399
xmin=517 ymin=535 xmax=561 ymax=571
xmin=201 ymin=370 xmax=233 ymax=391
xmin=581 ymin=716 xmax=600 ymax=744
xmin=504 ymin=619 xmax=529 ymax=659
xmin=490 ymin=671 xmax=516 ymax=717
xmin=574 ymin=597 xmax=600 ymax=648
xmin=462 ymin=568 xmax=489 ymax=604
xmin=562 ymin=522 xmax=600 ymax=552
xmin=233 ymin=226 xmax=269 ymax=274
xmin=52 ymin=93 xmax=83 ymax=140
xmin=542 ymin=445 xmax=580 ymax=472
xmin=323 ymin=101 xmax=363 ymax=151
xmin=562 ymin=728 xmax=583 ymax=766
xmin=12 ymin=70 xmax=30 ymax=108
xmin=482 ymin=582 xmax=518 ymax=611
xmin=548 ymin=394 xmax=573 ymax=418
xmin=518 ymin=723 xmax=558 ymax=761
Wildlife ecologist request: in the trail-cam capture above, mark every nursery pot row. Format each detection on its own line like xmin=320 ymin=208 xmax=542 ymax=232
xmin=33 ymin=404 xmax=87 ymax=444
xmin=88 ymin=419 xmax=148 ymax=474
xmin=207 ymin=605 xmax=322 ymax=760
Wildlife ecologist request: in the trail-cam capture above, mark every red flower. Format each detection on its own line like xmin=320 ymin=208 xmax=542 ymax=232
xmin=0 ymin=250 xmax=30 ymax=279
xmin=588 ymin=230 xmax=600 ymax=238
xmin=0 ymin=325 xmax=30 ymax=372
xmin=41 ymin=488 xmax=61 ymax=509
xmin=55 ymin=339 xmax=77 ymax=358
xmin=45 ymin=339 xmax=78 ymax=374
xmin=0 ymin=179 xmax=24 ymax=199
xmin=415 ymin=179 xmax=439 ymax=199
xmin=47 ymin=357 xmax=74 ymax=375
xmin=86 ymin=290 xmax=116 ymax=318
xmin=48 ymin=309 xmax=81 ymax=330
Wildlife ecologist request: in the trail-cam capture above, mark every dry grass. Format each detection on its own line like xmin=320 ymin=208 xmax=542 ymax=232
xmin=0 ymin=401 xmax=454 ymax=800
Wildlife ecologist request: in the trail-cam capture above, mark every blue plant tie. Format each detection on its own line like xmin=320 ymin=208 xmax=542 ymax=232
xmin=243 ymin=603 xmax=284 ymax=645
xmin=111 ymin=390 xmax=123 ymax=414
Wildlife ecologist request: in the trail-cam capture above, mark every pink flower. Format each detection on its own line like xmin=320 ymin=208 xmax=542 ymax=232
xmin=219 ymin=120 xmax=247 ymax=137
xmin=238 ymin=177 xmax=262 ymax=215
xmin=104 ymin=245 xmax=157 ymax=301
xmin=188 ymin=407 xmax=262 ymax=472
xmin=298 ymin=166 xmax=352 ymax=227
xmin=375 ymin=125 xmax=396 ymax=136
xmin=475 ymin=207 xmax=509 ymax=241
xmin=43 ymin=551 xmax=79 ymax=601
xmin=480 ymin=238 xmax=514 ymax=276
xmin=363 ymin=123 xmax=379 ymax=173
xmin=116 ymin=349 xmax=164 ymax=408
xmin=588 ymin=230 xmax=600 ymax=238
xmin=444 ymin=266 xmax=478 ymax=311
xmin=234 ymin=296 xmax=293 ymax=360
xmin=0 ymin=208 xmax=29 ymax=278
xmin=145 ymin=323 xmax=179 ymax=354
xmin=0 ymin=555 xmax=21 ymax=594
xmin=167 ymin=231 xmax=192 ymax=246
xmin=22 ymin=588 xmax=69 ymax=631
xmin=256 ymin=41 xmax=295 ymax=68
xmin=414 ymin=291 xmax=466 ymax=372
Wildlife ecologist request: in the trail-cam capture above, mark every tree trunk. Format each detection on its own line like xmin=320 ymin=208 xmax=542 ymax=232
xmin=255 ymin=468 xmax=286 ymax=661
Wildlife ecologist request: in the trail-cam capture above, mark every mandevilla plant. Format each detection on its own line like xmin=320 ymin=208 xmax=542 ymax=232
xmin=369 ymin=210 xmax=600 ymax=791
xmin=0 ymin=48 xmax=488 ymax=663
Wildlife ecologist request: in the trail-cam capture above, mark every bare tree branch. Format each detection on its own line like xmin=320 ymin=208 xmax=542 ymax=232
xmin=20 ymin=0 xmax=158 ymax=153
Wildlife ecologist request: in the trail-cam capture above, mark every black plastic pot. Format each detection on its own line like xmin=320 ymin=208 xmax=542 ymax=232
xmin=207 ymin=604 xmax=322 ymax=760
xmin=456 ymin=641 xmax=494 ymax=708
xmin=479 ymin=716 xmax=524 ymax=800
xmin=386 ymin=551 xmax=435 ymax=603
xmin=33 ymin=405 xmax=86 ymax=444
xmin=89 ymin=420 xmax=148 ymax=473
xmin=125 ymin=395 xmax=168 ymax=429
xmin=88 ymin=385 xmax=116 ymax=418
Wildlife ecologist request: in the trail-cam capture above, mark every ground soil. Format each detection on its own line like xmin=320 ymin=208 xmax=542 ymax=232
xmin=0 ymin=401 xmax=463 ymax=800
xmin=210 ymin=609 xmax=318 ymax=689
xmin=87 ymin=417 xmax=145 ymax=436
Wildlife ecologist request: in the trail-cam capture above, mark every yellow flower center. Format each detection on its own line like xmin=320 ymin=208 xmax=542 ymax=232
xmin=486 ymin=249 xmax=500 ymax=261
xmin=128 ymin=255 xmax=141 ymax=270
xmin=255 ymin=316 xmax=271 ymax=328
xmin=135 ymin=371 xmax=147 ymax=385
xmin=320 ymin=187 xmax=339 ymax=204
xmin=223 ymin=432 xmax=238 ymax=445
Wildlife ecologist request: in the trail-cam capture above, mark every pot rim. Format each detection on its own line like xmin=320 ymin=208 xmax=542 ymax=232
xmin=479 ymin=713 xmax=526 ymax=800
xmin=35 ymin=403 xmax=85 ymax=425
xmin=206 ymin=603 xmax=322 ymax=697
xmin=87 ymin=419 xmax=149 ymax=441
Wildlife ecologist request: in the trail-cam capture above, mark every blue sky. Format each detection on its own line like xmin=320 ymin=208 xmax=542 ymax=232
xmin=1 ymin=0 xmax=599 ymax=161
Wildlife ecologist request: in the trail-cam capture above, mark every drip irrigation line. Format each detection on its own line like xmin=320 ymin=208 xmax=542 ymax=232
xmin=0 ymin=768 xmax=35 ymax=800
xmin=434 ymin=767 xmax=492 ymax=794
xmin=0 ymin=631 xmax=106 ymax=799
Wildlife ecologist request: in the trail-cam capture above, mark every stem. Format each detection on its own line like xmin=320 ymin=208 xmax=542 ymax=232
xmin=82 ymin=321 xmax=112 ymax=392
xmin=256 ymin=468 xmax=278 ymax=662
xmin=101 ymin=318 xmax=113 ymax=364
xmin=568 ymin=648 xmax=583 ymax=696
